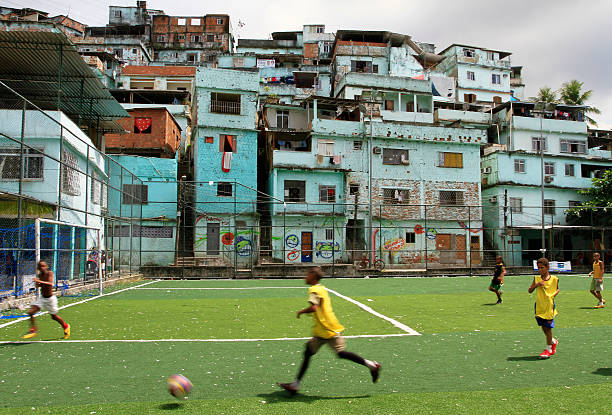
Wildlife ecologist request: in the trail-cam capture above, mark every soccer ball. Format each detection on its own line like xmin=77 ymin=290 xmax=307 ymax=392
xmin=167 ymin=374 xmax=192 ymax=399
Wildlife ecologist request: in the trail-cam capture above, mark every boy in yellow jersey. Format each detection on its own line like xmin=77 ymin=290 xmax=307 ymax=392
xmin=278 ymin=267 xmax=381 ymax=395
xmin=528 ymin=258 xmax=559 ymax=359
xmin=588 ymin=252 xmax=605 ymax=308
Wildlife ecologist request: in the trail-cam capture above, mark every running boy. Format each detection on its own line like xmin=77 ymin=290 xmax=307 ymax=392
xmin=528 ymin=258 xmax=559 ymax=359
xmin=588 ymin=252 xmax=605 ymax=308
xmin=489 ymin=255 xmax=505 ymax=304
xmin=22 ymin=261 xmax=70 ymax=340
xmin=278 ymin=267 xmax=381 ymax=394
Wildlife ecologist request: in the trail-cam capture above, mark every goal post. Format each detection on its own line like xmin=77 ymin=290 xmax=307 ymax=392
xmin=35 ymin=218 xmax=103 ymax=295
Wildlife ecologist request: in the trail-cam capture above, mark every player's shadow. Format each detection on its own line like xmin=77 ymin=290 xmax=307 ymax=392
xmin=506 ymin=356 xmax=540 ymax=361
xmin=579 ymin=307 xmax=599 ymax=310
xmin=158 ymin=402 xmax=182 ymax=410
xmin=0 ymin=342 xmax=31 ymax=348
xmin=482 ymin=303 xmax=498 ymax=306
xmin=257 ymin=391 xmax=369 ymax=404
xmin=592 ymin=368 xmax=612 ymax=376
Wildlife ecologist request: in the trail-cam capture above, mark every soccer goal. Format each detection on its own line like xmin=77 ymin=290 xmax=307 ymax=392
xmin=34 ymin=218 xmax=103 ymax=296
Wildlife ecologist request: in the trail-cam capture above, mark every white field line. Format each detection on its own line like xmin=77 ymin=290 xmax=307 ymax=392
xmin=0 ymin=333 xmax=412 ymax=344
xmin=327 ymin=288 xmax=421 ymax=336
xmin=0 ymin=279 xmax=159 ymax=329
xmin=135 ymin=287 xmax=304 ymax=290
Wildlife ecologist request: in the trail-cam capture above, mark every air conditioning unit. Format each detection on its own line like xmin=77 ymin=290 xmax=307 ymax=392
xmin=544 ymin=176 xmax=554 ymax=183
xmin=372 ymin=146 xmax=381 ymax=154
xmin=488 ymin=196 xmax=498 ymax=203
xmin=482 ymin=167 xmax=492 ymax=174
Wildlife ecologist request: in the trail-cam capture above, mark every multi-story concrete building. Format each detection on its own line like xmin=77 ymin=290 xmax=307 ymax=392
xmin=191 ymin=68 xmax=259 ymax=265
xmin=481 ymin=101 xmax=612 ymax=266
xmin=436 ymin=44 xmax=513 ymax=107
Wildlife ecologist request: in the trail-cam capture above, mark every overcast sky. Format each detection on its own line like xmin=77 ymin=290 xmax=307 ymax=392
xmin=12 ymin=0 xmax=612 ymax=128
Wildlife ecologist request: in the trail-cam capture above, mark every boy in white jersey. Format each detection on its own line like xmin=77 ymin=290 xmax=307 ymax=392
xmin=278 ymin=267 xmax=381 ymax=395
xmin=528 ymin=258 xmax=559 ymax=359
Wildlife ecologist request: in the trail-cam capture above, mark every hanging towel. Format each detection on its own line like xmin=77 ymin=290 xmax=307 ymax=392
xmin=222 ymin=152 xmax=232 ymax=172
xmin=333 ymin=155 xmax=341 ymax=165
xmin=317 ymin=154 xmax=324 ymax=164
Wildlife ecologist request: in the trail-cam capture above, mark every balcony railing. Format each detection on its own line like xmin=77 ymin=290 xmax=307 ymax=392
xmin=210 ymin=100 xmax=241 ymax=115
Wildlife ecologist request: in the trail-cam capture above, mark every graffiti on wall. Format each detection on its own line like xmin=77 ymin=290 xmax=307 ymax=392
xmin=315 ymin=241 xmax=340 ymax=258
xmin=221 ymin=232 xmax=234 ymax=245
xmin=285 ymin=234 xmax=299 ymax=248
xmin=400 ymin=252 xmax=440 ymax=264
xmin=458 ymin=221 xmax=482 ymax=233
xmin=426 ymin=228 xmax=437 ymax=240
xmin=235 ymin=236 xmax=252 ymax=257
xmin=383 ymin=238 xmax=406 ymax=251
xmin=287 ymin=249 xmax=300 ymax=261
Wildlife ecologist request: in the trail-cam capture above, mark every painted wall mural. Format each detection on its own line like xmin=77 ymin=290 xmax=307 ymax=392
xmin=315 ymin=241 xmax=340 ymax=258
xmin=287 ymin=249 xmax=300 ymax=261
xmin=285 ymin=234 xmax=299 ymax=248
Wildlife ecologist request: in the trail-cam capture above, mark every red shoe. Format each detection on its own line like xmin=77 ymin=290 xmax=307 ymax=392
xmin=277 ymin=382 xmax=298 ymax=396
xmin=551 ymin=339 xmax=558 ymax=355
xmin=539 ymin=349 xmax=552 ymax=359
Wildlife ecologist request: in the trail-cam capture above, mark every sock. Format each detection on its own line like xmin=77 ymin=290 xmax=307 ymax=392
xmin=553 ymin=338 xmax=558 ymax=345
xmin=546 ymin=345 xmax=552 ymax=352
xmin=364 ymin=359 xmax=376 ymax=369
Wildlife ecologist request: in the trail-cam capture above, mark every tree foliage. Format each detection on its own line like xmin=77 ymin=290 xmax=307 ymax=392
xmin=567 ymin=170 xmax=612 ymax=225
xmin=559 ymin=80 xmax=600 ymax=125
xmin=529 ymin=87 xmax=558 ymax=103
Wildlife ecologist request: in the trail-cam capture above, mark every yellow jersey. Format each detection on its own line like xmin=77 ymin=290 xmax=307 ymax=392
xmin=592 ymin=260 xmax=604 ymax=280
xmin=308 ymin=284 xmax=344 ymax=339
xmin=534 ymin=275 xmax=559 ymax=320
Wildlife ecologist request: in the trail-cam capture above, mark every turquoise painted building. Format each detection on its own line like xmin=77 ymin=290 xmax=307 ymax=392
xmin=107 ymin=155 xmax=177 ymax=266
xmin=192 ymin=67 xmax=259 ymax=265
xmin=481 ymin=101 xmax=612 ymax=266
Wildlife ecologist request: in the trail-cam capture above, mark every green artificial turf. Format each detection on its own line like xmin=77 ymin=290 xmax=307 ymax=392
xmin=0 ymin=275 xmax=610 ymax=414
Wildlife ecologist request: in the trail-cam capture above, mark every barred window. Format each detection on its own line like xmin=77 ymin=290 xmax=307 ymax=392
xmin=353 ymin=141 xmax=363 ymax=150
xmin=382 ymin=148 xmax=409 ymax=165
xmin=406 ymin=232 xmax=416 ymax=244
xmin=544 ymin=162 xmax=555 ymax=175
xmin=0 ymin=147 xmax=43 ymax=179
xmin=319 ymin=185 xmax=336 ymax=203
xmin=349 ymin=183 xmax=359 ymax=195
xmin=514 ymin=159 xmax=525 ymax=173
xmin=122 ymin=184 xmax=148 ymax=205
xmin=317 ymin=139 xmax=334 ymax=156
xmin=284 ymin=180 xmax=305 ymax=202
xmin=565 ymin=163 xmax=575 ymax=177
xmin=439 ymin=190 xmax=464 ymax=206
xmin=61 ymin=149 xmax=80 ymax=196
xmin=510 ymin=197 xmax=522 ymax=213
xmin=383 ymin=188 xmax=409 ymax=204
xmin=217 ymin=182 xmax=233 ymax=197
xmin=532 ymin=137 xmax=546 ymax=152
xmin=544 ymin=199 xmax=555 ymax=215
xmin=91 ymin=172 xmax=101 ymax=205
xmin=135 ymin=226 xmax=173 ymax=238
xmin=101 ymin=182 xmax=108 ymax=209
xmin=325 ymin=229 xmax=334 ymax=239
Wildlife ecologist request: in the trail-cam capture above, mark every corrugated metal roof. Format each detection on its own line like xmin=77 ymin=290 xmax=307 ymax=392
xmin=0 ymin=25 xmax=128 ymax=122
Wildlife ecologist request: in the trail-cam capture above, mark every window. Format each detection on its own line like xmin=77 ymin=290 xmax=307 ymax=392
xmin=207 ymin=34 xmax=215 ymax=42
xmin=463 ymin=48 xmax=475 ymax=57
xmin=492 ymin=74 xmax=501 ymax=84
xmin=191 ymin=35 xmax=202 ymax=42
xmin=217 ymin=182 xmax=233 ymax=196
xmin=217 ymin=18 xmax=223 ymax=25
xmin=284 ymin=180 xmax=305 ymax=202
xmin=316 ymin=26 xmax=325 ymax=33
xmin=568 ymin=200 xmax=581 ymax=208
xmin=487 ymin=51 xmax=495 ymax=60
xmin=187 ymin=54 xmax=197 ymax=62
xmin=114 ymin=49 xmax=123 ymax=58
xmin=350 ymin=60 xmax=372 ymax=73
xmin=134 ymin=117 xmax=152 ymax=134
xmin=122 ymin=184 xmax=148 ymax=205
xmin=544 ymin=199 xmax=555 ymax=215
xmin=135 ymin=226 xmax=173 ymax=238
xmin=353 ymin=141 xmax=362 ymax=150
xmin=532 ymin=137 xmax=547 ymax=152
xmin=276 ymin=110 xmax=289 ymax=129
xmin=113 ymin=10 xmax=122 ymax=18
xmin=405 ymin=232 xmax=416 ymax=244
xmin=156 ymin=35 xmax=166 ymax=42
xmin=565 ymin=163 xmax=575 ymax=177
xmin=466 ymin=71 xmax=475 ymax=81
xmin=439 ymin=190 xmax=464 ymax=206
xmin=510 ymin=197 xmax=522 ymax=213
xmin=219 ymin=135 xmax=237 ymax=152
xmin=373 ymin=64 xmax=379 ymax=73
xmin=385 ymin=100 xmax=395 ymax=111
xmin=178 ymin=34 xmax=185 ymax=41
xmin=383 ymin=188 xmax=409 ymax=204
xmin=544 ymin=162 xmax=555 ymax=175
xmin=349 ymin=183 xmax=359 ymax=195
xmin=322 ymin=42 xmax=332 ymax=54
xmin=178 ymin=18 xmax=186 ymax=25
xmin=464 ymin=93 xmax=476 ymax=103
xmin=190 ymin=18 xmax=200 ymax=25
xmin=514 ymin=159 xmax=525 ymax=173
xmin=560 ymin=139 xmax=586 ymax=154
xmin=317 ymin=139 xmax=334 ymax=156
xmin=61 ymin=150 xmax=80 ymax=196
xmin=0 ymin=148 xmax=43 ymax=180
xmin=382 ymin=148 xmax=409 ymax=165
xmin=210 ymin=92 xmax=241 ymax=114
xmin=438 ymin=152 xmax=463 ymax=168
xmin=319 ymin=185 xmax=336 ymax=203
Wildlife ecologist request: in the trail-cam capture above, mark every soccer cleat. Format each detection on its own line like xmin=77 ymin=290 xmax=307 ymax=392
xmin=277 ymin=382 xmax=298 ymax=396
xmin=370 ymin=361 xmax=381 ymax=383
xmin=496 ymin=299 xmax=502 ymax=304
xmin=538 ymin=349 xmax=552 ymax=359
xmin=22 ymin=330 xmax=37 ymax=340
xmin=63 ymin=324 xmax=71 ymax=340
xmin=551 ymin=339 xmax=558 ymax=355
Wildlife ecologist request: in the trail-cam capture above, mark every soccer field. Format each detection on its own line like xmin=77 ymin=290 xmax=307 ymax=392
xmin=0 ymin=275 xmax=610 ymax=414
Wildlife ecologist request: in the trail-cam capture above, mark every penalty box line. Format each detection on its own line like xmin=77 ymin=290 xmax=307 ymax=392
xmin=0 ymin=333 xmax=413 ymax=345
xmin=0 ymin=279 xmax=159 ymax=329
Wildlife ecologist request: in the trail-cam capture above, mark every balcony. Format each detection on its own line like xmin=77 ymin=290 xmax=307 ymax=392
xmin=210 ymin=100 xmax=240 ymax=115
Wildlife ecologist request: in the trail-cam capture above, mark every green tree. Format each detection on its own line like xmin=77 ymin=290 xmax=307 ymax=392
xmin=529 ymin=86 xmax=558 ymax=103
xmin=567 ymin=169 xmax=612 ymax=225
xmin=559 ymin=80 xmax=600 ymax=125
